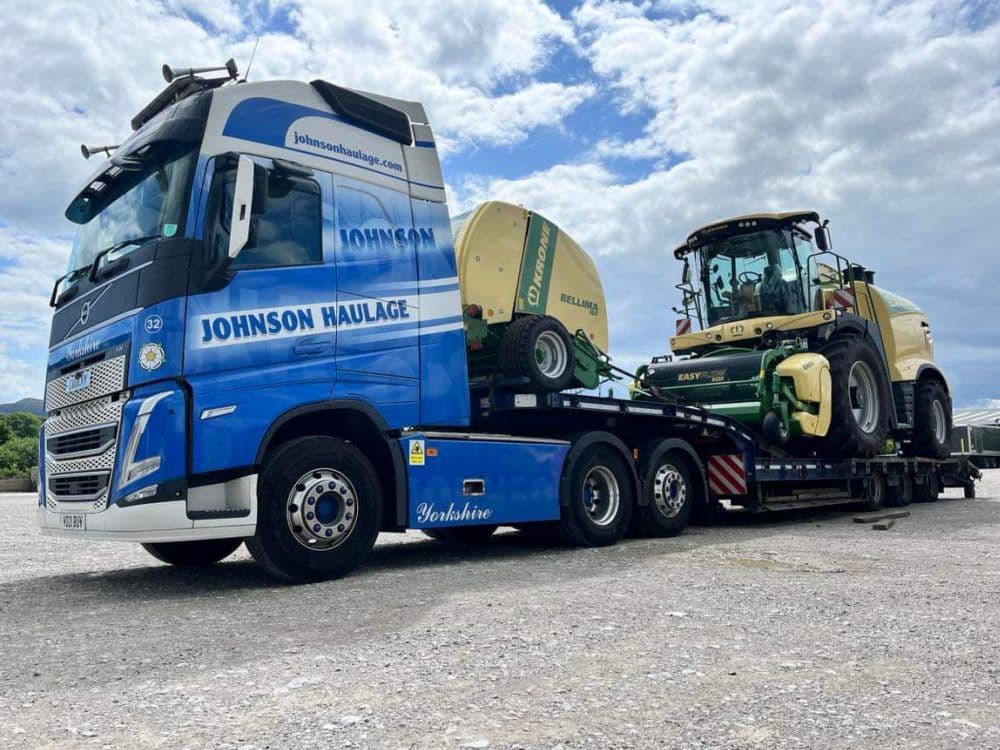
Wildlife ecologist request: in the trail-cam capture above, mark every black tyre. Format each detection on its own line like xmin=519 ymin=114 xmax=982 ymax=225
xmin=636 ymin=447 xmax=696 ymax=537
xmin=913 ymin=468 xmax=941 ymax=503
xmin=818 ymin=335 xmax=891 ymax=458
xmin=859 ymin=470 xmax=887 ymax=512
xmin=558 ymin=442 xmax=633 ymax=546
xmin=142 ymin=538 xmax=243 ymax=567
xmin=246 ymin=436 xmax=382 ymax=583
xmin=500 ymin=315 xmax=575 ymax=392
xmin=423 ymin=525 xmax=498 ymax=543
xmin=907 ymin=379 xmax=952 ymax=459
xmin=886 ymin=471 xmax=913 ymax=507
xmin=964 ymin=484 xmax=976 ymax=499
xmin=762 ymin=410 xmax=790 ymax=445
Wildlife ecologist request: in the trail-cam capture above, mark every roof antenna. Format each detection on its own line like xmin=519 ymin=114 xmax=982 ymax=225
xmin=242 ymin=37 xmax=260 ymax=83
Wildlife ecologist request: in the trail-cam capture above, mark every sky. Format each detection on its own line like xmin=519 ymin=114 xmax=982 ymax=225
xmin=0 ymin=0 xmax=998 ymax=407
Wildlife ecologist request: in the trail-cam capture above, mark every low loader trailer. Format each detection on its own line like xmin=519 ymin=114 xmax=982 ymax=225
xmin=38 ymin=61 xmax=978 ymax=582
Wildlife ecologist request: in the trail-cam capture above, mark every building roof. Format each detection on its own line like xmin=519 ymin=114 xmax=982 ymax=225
xmin=954 ymin=408 xmax=1000 ymax=427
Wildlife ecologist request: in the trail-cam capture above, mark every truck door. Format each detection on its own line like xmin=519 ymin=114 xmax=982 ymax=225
xmin=331 ymin=175 xmax=420 ymax=428
xmin=184 ymin=155 xmax=337 ymax=475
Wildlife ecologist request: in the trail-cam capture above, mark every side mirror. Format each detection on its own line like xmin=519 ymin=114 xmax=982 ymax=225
xmin=682 ymin=259 xmax=692 ymax=285
xmin=228 ymin=155 xmax=260 ymax=259
xmin=814 ymin=223 xmax=831 ymax=252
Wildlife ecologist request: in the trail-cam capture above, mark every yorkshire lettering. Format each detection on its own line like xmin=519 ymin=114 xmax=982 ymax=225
xmin=415 ymin=502 xmax=493 ymax=525
xmin=339 ymin=227 xmax=436 ymax=252
xmin=198 ymin=299 xmax=411 ymax=346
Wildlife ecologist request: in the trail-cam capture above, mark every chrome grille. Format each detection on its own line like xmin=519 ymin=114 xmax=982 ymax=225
xmin=45 ymin=395 xmax=127 ymax=513
xmin=46 ymin=424 xmax=117 ymax=459
xmin=45 ymin=354 xmax=127 ymax=411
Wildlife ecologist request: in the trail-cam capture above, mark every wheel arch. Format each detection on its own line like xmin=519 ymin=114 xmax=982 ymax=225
xmin=255 ymin=399 xmax=406 ymax=530
xmin=559 ymin=431 xmax=639 ymax=507
xmin=916 ymin=363 xmax=951 ymax=395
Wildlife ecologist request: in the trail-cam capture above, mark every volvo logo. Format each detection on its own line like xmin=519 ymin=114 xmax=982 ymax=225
xmin=79 ymin=301 xmax=92 ymax=326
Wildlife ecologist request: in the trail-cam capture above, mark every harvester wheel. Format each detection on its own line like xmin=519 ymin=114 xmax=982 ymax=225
xmin=818 ymin=335 xmax=890 ymax=458
xmin=907 ymin=379 xmax=952 ymax=459
xmin=500 ymin=315 xmax=575 ymax=392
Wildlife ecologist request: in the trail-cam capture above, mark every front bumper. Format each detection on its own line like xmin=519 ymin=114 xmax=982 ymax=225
xmin=37 ymin=475 xmax=258 ymax=543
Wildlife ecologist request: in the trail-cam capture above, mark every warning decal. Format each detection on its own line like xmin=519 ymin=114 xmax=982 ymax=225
xmin=409 ymin=439 xmax=425 ymax=466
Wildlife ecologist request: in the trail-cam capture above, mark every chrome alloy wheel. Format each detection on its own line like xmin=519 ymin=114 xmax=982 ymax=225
xmin=286 ymin=468 xmax=359 ymax=550
xmin=582 ymin=465 xmax=621 ymax=527
xmin=653 ymin=463 xmax=687 ymax=518
xmin=848 ymin=361 xmax=880 ymax=434
xmin=535 ymin=330 xmax=569 ymax=379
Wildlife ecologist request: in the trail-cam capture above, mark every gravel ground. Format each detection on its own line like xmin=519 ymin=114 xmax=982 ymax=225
xmin=2 ymin=471 xmax=999 ymax=749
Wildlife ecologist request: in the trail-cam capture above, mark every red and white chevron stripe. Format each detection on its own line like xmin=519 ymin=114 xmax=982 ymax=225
xmin=831 ymin=288 xmax=855 ymax=310
xmin=707 ymin=454 xmax=748 ymax=497
xmin=675 ymin=318 xmax=692 ymax=335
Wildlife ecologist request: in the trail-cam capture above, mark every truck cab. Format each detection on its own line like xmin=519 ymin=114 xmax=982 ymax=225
xmin=40 ymin=73 xmax=472 ymax=549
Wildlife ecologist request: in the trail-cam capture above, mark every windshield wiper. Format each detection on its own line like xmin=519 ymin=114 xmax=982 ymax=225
xmin=88 ymin=234 xmax=161 ymax=283
xmin=49 ymin=267 xmax=89 ymax=308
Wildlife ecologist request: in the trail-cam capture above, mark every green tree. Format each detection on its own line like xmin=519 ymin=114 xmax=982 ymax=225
xmin=0 ymin=436 xmax=38 ymax=478
xmin=0 ymin=419 xmax=11 ymax=445
xmin=3 ymin=412 xmax=42 ymax=440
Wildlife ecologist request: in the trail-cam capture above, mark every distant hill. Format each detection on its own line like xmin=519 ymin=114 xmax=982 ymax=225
xmin=0 ymin=398 xmax=44 ymax=417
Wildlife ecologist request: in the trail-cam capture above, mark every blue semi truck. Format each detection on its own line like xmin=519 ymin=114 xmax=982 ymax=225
xmin=39 ymin=62 xmax=977 ymax=581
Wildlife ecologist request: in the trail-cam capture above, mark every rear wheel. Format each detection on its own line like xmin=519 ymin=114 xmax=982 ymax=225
xmin=558 ymin=442 xmax=633 ymax=546
xmin=500 ymin=315 xmax=575 ymax=392
xmin=247 ymin=436 xmax=382 ymax=582
xmin=818 ymin=336 xmax=890 ymax=458
xmin=913 ymin=468 xmax=941 ymax=503
xmin=859 ymin=470 xmax=887 ymax=512
xmin=908 ymin=379 xmax=952 ymax=459
xmin=142 ymin=538 xmax=243 ymax=567
xmin=886 ymin=471 xmax=913 ymax=507
xmin=423 ymin=525 xmax=498 ymax=543
xmin=636 ymin=447 xmax=696 ymax=537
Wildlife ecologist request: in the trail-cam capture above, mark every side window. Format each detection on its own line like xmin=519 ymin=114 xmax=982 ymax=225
xmin=233 ymin=168 xmax=322 ymax=269
xmin=206 ymin=158 xmax=322 ymax=271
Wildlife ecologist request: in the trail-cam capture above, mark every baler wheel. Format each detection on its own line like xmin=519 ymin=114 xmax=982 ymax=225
xmin=500 ymin=315 xmax=575 ymax=392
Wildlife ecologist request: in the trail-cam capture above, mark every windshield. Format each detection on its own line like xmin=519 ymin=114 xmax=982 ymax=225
xmin=65 ymin=146 xmax=197 ymax=273
xmin=700 ymin=228 xmax=806 ymax=327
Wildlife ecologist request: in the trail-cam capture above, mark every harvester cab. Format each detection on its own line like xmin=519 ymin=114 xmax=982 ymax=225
xmin=636 ymin=212 xmax=952 ymax=460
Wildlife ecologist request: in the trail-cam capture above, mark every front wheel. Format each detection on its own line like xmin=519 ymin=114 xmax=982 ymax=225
xmin=142 ymin=538 xmax=243 ymax=567
xmin=557 ymin=441 xmax=633 ymax=546
xmin=246 ymin=436 xmax=382 ymax=583
xmin=818 ymin=336 xmax=890 ymax=458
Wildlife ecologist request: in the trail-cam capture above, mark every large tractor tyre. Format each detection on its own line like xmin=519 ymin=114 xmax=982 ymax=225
xmin=246 ymin=436 xmax=383 ymax=583
xmin=142 ymin=538 xmax=243 ymax=567
xmin=635 ymin=447 xmax=696 ymax=537
xmin=557 ymin=443 xmax=633 ymax=546
xmin=818 ymin=335 xmax=891 ymax=458
xmin=913 ymin=469 xmax=941 ymax=503
xmin=423 ymin=525 xmax=499 ymax=543
xmin=907 ymin=379 xmax=952 ymax=459
xmin=886 ymin=471 xmax=913 ymax=507
xmin=500 ymin=315 xmax=576 ymax=393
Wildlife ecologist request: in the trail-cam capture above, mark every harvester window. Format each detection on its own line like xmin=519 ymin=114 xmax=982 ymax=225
xmin=700 ymin=229 xmax=806 ymax=326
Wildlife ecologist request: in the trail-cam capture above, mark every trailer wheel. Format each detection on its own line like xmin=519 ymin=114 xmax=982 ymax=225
xmin=964 ymin=483 xmax=976 ymax=499
xmin=859 ymin=470 xmax=887 ymax=512
xmin=500 ymin=315 xmax=575 ymax=392
xmin=246 ymin=436 xmax=382 ymax=583
xmin=907 ymin=379 xmax=952 ymax=459
xmin=141 ymin=538 xmax=243 ymax=567
xmin=637 ymin=448 xmax=695 ymax=537
xmin=886 ymin=471 xmax=913 ymax=507
xmin=423 ymin=525 xmax=498 ymax=543
xmin=818 ymin=335 xmax=890 ymax=458
xmin=558 ymin=444 xmax=633 ymax=546
xmin=913 ymin=469 xmax=941 ymax=503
